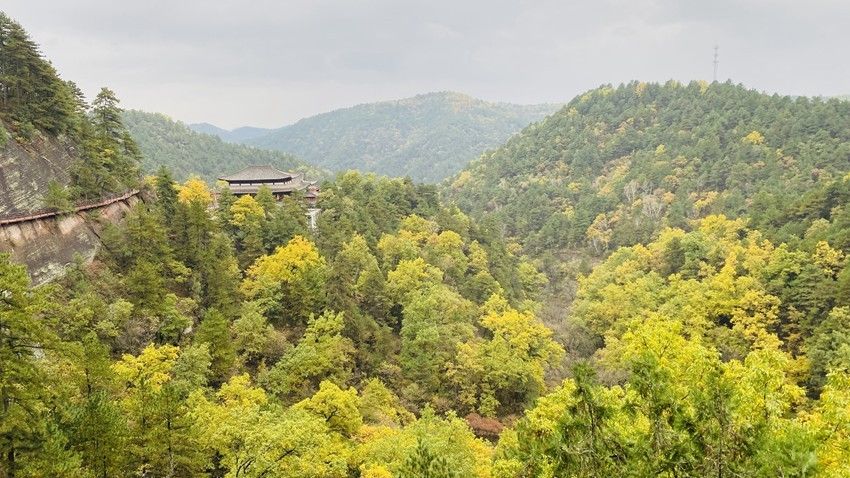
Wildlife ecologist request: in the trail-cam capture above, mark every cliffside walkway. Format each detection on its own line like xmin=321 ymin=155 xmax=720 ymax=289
xmin=0 ymin=189 xmax=140 ymax=226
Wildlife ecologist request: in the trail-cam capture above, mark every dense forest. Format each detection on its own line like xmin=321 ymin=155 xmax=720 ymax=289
xmin=1 ymin=168 xmax=558 ymax=477
xmin=123 ymin=110 xmax=322 ymax=182
xmin=205 ymin=92 xmax=558 ymax=183
xmin=449 ymin=81 xmax=850 ymax=257
xmin=4 ymin=11 xmax=850 ymax=478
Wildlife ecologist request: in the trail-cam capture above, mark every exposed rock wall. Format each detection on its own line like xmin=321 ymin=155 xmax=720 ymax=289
xmin=0 ymin=129 xmax=77 ymax=216
xmin=0 ymin=195 xmax=140 ymax=285
xmin=0 ymin=122 xmax=142 ymax=284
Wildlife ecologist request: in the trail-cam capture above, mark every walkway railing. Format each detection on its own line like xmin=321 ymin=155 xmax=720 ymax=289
xmin=0 ymin=189 xmax=140 ymax=226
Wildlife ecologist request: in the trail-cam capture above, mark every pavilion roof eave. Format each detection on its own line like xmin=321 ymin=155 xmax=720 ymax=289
xmin=218 ymin=165 xmax=297 ymax=182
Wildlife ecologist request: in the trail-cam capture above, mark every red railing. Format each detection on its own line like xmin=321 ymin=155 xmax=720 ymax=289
xmin=0 ymin=189 xmax=140 ymax=226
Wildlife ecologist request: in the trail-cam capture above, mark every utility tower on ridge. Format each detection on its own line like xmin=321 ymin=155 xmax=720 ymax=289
xmin=713 ymin=45 xmax=719 ymax=82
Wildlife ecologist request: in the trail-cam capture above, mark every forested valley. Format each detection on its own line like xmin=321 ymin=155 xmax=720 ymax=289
xmin=203 ymin=92 xmax=559 ymax=183
xmin=121 ymin=110 xmax=322 ymax=183
xmin=3 ymin=10 xmax=850 ymax=478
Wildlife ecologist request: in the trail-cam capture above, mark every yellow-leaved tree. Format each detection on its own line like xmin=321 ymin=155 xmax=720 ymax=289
xmin=241 ymin=235 xmax=327 ymax=324
xmin=449 ymin=298 xmax=564 ymax=417
xmin=229 ymin=194 xmax=265 ymax=229
xmin=190 ymin=374 xmax=351 ymax=478
xmin=177 ymin=177 xmax=213 ymax=206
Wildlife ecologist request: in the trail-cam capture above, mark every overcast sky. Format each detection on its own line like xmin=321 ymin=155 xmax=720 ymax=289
xmin=4 ymin=0 xmax=849 ymax=128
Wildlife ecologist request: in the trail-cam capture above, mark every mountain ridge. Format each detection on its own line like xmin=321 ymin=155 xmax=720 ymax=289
xmin=189 ymin=122 xmax=272 ymax=143
xmin=190 ymin=91 xmax=560 ymax=182
xmin=447 ymin=80 xmax=850 ymax=263
xmin=123 ymin=110 xmax=323 ymax=182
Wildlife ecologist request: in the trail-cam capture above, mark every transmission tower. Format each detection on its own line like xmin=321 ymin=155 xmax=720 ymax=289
xmin=713 ymin=45 xmax=719 ymax=82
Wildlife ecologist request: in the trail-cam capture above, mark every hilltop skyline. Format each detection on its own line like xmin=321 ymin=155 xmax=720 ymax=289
xmin=5 ymin=0 xmax=849 ymax=128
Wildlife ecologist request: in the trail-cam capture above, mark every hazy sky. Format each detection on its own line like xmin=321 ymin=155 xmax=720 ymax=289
xmin=4 ymin=0 xmax=849 ymax=128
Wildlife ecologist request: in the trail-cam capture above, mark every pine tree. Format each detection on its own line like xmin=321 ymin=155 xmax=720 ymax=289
xmin=66 ymin=334 xmax=128 ymax=476
xmin=238 ymin=222 xmax=266 ymax=270
xmin=42 ymin=180 xmax=73 ymax=213
xmin=198 ymin=233 xmax=240 ymax=316
xmin=398 ymin=439 xmax=458 ymax=478
xmin=195 ymin=309 xmax=235 ymax=384
xmin=154 ymin=166 xmax=179 ymax=232
xmin=173 ymin=199 xmax=214 ymax=272
xmin=0 ymin=254 xmax=61 ymax=475
xmin=0 ymin=13 xmax=77 ymax=136
xmin=215 ymin=184 xmax=237 ymax=234
xmin=91 ymin=87 xmax=123 ymax=143
xmin=254 ymin=184 xmax=277 ymax=212
xmin=263 ymin=196 xmax=309 ymax=252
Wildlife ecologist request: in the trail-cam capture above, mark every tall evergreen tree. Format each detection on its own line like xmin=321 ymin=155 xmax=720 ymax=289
xmin=0 ymin=13 xmax=77 ymax=136
xmin=154 ymin=167 xmax=179 ymax=232
xmin=398 ymin=439 xmax=458 ymax=478
xmin=195 ymin=309 xmax=236 ymax=384
xmin=90 ymin=87 xmax=123 ymax=143
xmin=0 ymin=255 xmax=63 ymax=476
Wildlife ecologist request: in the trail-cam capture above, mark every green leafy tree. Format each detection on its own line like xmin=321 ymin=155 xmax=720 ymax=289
xmin=0 ymin=254 xmax=70 ymax=476
xmin=355 ymin=408 xmax=491 ymax=478
xmin=399 ymin=285 xmax=476 ymax=399
xmin=449 ymin=303 xmax=564 ymax=416
xmin=195 ymin=308 xmax=236 ymax=383
xmin=295 ymin=381 xmax=363 ymax=437
xmin=263 ymin=311 xmax=354 ymax=402
xmin=42 ymin=180 xmax=73 ymax=212
xmin=112 ymin=344 xmax=206 ymax=477
xmin=805 ymin=307 xmax=850 ymax=392
xmin=232 ymin=301 xmax=277 ymax=367
xmin=190 ymin=374 xmax=351 ymax=478
xmin=398 ymin=439 xmax=458 ymax=478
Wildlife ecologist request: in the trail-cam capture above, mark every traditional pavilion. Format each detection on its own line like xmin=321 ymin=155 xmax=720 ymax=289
xmin=218 ymin=165 xmax=321 ymax=228
xmin=218 ymin=165 xmax=319 ymax=206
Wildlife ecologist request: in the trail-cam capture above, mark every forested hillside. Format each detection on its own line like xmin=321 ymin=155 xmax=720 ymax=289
xmin=2 ymin=169 xmax=560 ymax=476
xmin=122 ymin=110 xmax=321 ymax=182
xmin=219 ymin=92 xmax=558 ymax=182
xmin=7 ymin=10 xmax=850 ymax=478
xmin=448 ymin=81 xmax=850 ymax=261
xmin=7 ymin=162 xmax=850 ymax=477
xmin=0 ymin=13 xmax=141 ymax=205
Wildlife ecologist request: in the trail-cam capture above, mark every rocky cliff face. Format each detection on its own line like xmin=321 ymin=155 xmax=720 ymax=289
xmin=0 ymin=129 xmax=77 ymax=216
xmin=0 ymin=195 xmax=140 ymax=285
xmin=0 ymin=127 xmax=138 ymax=284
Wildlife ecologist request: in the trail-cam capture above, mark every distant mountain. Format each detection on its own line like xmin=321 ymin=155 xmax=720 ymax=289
xmin=187 ymin=122 xmax=230 ymax=137
xmin=447 ymin=81 xmax=850 ymax=256
xmin=188 ymin=123 xmax=272 ymax=143
xmin=202 ymin=92 xmax=560 ymax=183
xmin=123 ymin=111 xmax=322 ymax=182
xmin=229 ymin=126 xmax=274 ymax=142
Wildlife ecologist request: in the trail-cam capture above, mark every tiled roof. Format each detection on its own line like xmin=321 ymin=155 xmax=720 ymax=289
xmin=218 ymin=165 xmax=295 ymax=182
